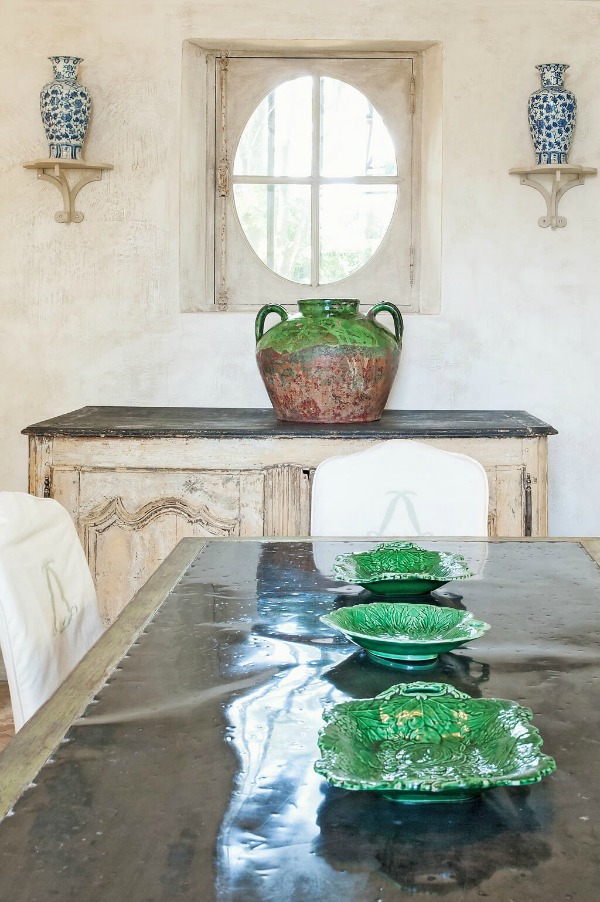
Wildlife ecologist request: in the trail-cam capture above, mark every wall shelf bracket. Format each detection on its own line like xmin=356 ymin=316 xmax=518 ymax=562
xmin=509 ymin=164 xmax=597 ymax=230
xmin=23 ymin=159 xmax=113 ymax=223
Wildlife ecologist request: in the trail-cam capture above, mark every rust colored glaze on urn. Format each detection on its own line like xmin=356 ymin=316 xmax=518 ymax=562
xmin=255 ymin=299 xmax=403 ymax=423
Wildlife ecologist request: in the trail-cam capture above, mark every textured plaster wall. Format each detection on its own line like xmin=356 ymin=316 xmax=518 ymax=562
xmin=1 ymin=0 xmax=600 ymax=535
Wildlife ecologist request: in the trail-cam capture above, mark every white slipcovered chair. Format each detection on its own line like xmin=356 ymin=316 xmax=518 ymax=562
xmin=0 ymin=492 xmax=103 ymax=731
xmin=310 ymin=439 xmax=489 ymax=576
xmin=311 ymin=439 xmax=489 ymax=537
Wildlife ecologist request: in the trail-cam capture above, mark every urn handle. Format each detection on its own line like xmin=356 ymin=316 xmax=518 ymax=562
xmin=366 ymin=302 xmax=404 ymax=346
xmin=255 ymin=304 xmax=289 ymax=344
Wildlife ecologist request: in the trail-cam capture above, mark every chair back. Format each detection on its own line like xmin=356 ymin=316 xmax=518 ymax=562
xmin=311 ymin=439 xmax=489 ymax=537
xmin=0 ymin=492 xmax=103 ymax=731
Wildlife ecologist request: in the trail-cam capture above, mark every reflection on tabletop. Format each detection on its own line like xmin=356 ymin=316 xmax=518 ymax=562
xmin=217 ymin=541 xmax=502 ymax=897
xmin=315 ymin=784 xmax=552 ymax=894
xmin=252 ymin=540 xmax=481 ymax=646
xmin=216 ymin=631 xmax=542 ymax=897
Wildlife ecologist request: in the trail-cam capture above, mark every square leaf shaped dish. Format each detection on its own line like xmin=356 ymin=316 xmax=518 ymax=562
xmin=315 ymin=682 xmax=556 ymax=803
xmin=333 ymin=542 xmax=474 ymax=596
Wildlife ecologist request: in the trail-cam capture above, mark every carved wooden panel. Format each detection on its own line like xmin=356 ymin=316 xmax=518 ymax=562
xmin=82 ymin=495 xmax=235 ymax=625
xmin=67 ymin=468 xmax=257 ymax=624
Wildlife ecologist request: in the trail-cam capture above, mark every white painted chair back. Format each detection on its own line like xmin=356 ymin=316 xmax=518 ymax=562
xmin=311 ymin=439 xmax=489 ymax=538
xmin=0 ymin=492 xmax=103 ymax=731
xmin=310 ymin=440 xmax=489 ymax=578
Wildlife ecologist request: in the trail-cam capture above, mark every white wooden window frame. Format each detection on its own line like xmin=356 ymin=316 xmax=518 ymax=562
xmin=180 ymin=40 xmax=442 ymax=315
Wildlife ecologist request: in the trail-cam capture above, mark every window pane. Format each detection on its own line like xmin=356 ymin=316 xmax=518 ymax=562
xmin=234 ymin=184 xmax=311 ymax=283
xmin=319 ymin=184 xmax=397 ymax=283
xmin=234 ymin=76 xmax=312 ymax=177
xmin=321 ymin=77 xmax=397 ymax=177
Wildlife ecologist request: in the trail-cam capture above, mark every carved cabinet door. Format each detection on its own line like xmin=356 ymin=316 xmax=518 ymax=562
xmin=53 ymin=467 xmax=264 ymax=624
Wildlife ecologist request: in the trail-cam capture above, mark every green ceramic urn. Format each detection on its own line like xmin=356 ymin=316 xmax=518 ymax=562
xmin=255 ymin=299 xmax=403 ymax=423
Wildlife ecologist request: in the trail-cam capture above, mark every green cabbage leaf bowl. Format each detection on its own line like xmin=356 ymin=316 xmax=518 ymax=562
xmin=315 ymin=682 xmax=556 ymax=803
xmin=333 ymin=541 xmax=474 ymax=596
xmin=320 ymin=602 xmax=490 ymax=665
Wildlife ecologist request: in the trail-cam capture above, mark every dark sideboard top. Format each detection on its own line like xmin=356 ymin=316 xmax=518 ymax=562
xmin=23 ymin=407 xmax=558 ymax=439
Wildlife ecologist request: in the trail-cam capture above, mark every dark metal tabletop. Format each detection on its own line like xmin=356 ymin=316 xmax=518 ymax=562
xmin=0 ymin=537 xmax=597 ymax=901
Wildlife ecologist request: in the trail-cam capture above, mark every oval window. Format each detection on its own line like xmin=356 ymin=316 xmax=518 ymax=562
xmin=233 ymin=76 xmax=398 ymax=286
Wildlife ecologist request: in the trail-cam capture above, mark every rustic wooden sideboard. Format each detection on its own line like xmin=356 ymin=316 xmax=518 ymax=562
xmin=24 ymin=407 xmax=557 ymax=624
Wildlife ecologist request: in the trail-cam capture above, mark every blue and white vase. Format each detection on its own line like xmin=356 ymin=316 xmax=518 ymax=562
xmin=40 ymin=56 xmax=91 ymax=160
xmin=527 ymin=63 xmax=577 ymax=165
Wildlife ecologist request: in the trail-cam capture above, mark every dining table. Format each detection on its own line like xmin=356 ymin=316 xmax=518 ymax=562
xmin=0 ymin=535 xmax=599 ymax=901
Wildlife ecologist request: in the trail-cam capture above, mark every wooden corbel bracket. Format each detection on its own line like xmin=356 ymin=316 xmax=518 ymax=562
xmin=509 ymin=164 xmax=597 ymax=230
xmin=23 ymin=159 xmax=113 ymax=223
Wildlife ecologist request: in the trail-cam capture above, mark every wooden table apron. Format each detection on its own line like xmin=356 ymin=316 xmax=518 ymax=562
xmin=0 ymin=536 xmax=598 ymax=902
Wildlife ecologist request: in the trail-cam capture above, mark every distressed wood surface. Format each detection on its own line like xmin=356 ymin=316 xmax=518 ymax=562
xmin=581 ymin=537 xmax=600 ymax=565
xmin=263 ymin=464 xmax=311 ymax=535
xmin=23 ymin=406 xmax=558 ymax=439
xmin=51 ymin=464 xmax=266 ymax=622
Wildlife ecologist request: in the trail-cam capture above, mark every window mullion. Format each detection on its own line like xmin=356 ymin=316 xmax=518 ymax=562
xmin=266 ymin=91 xmax=276 ymax=270
xmin=232 ymin=175 xmax=399 ymax=184
xmin=311 ymin=75 xmax=320 ymax=288
xmin=217 ymin=54 xmax=229 ymax=310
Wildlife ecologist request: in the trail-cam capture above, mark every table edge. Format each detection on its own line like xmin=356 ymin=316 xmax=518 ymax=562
xmin=0 ymin=537 xmax=206 ymax=821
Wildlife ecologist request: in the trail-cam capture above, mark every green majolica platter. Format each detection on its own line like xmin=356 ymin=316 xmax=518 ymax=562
xmin=333 ymin=542 xmax=474 ymax=596
xmin=320 ymin=602 xmax=490 ymax=666
xmin=315 ymin=682 xmax=556 ymax=803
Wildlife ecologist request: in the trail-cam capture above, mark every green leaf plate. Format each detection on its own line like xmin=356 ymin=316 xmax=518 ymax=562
xmin=333 ymin=542 xmax=475 ymax=596
xmin=315 ymin=681 xmax=556 ymax=803
xmin=320 ymin=602 xmax=490 ymax=666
